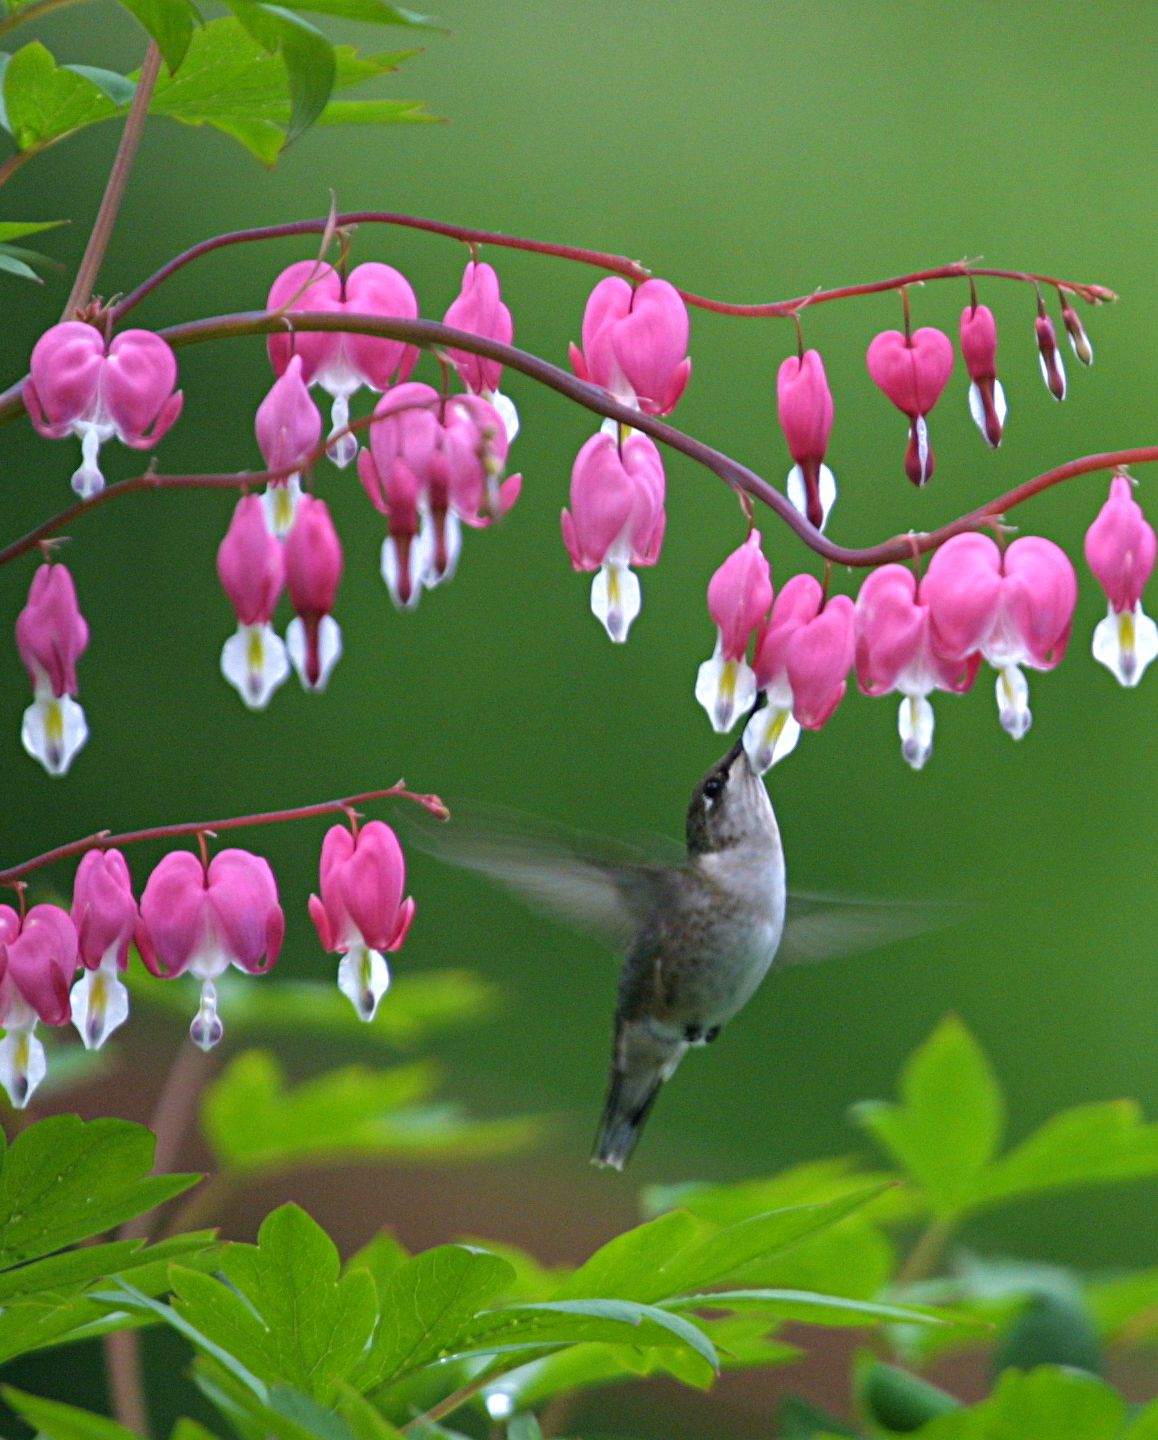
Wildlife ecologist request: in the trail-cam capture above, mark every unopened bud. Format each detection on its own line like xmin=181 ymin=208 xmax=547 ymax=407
xmin=1060 ymin=297 xmax=1094 ymax=367
xmin=1035 ymin=314 xmax=1067 ymax=402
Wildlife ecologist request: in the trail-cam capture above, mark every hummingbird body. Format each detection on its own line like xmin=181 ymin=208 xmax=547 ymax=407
xmin=594 ymin=740 xmax=785 ymax=1169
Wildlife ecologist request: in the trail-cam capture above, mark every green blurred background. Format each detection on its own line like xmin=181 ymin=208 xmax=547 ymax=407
xmin=2 ymin=0 xmax=1158 ymax=1427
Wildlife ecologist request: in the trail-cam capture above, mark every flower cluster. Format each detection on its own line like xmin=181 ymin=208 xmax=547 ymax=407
xmin=696 ymin=475 xmax=1152 ymax=772
xmin=0 ymin=817 xmax=416 ymax=1107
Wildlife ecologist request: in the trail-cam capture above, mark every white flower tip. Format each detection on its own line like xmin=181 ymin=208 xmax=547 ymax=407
xmin=486 ymin=389 xmax=520 ymax=444
xmin=221 ymin=624 xmax=290 ymax=710
xmin=22 ymin=695 xmax=88 ymax=776
xmin=591 ymin=562 xmax=642 ymax=643
xmin=338 ymin=947 xmax=390 ymax=1022
xmin=262 ymin=477 xmax=303 ymax=538
xmin=190 ymin=979 xmax=223 ymax=1051
xmin=1092 ymin=604 xmax=1158 ymax=688
xmin=898 ymin=695 xmax=935 ymax=771
xmin=0 ymin=1030 xmax=46 ymax=1110
xmin=695 ymin=653 xmax=756 ymax=734
xmin=786 ymin=463 xmax=837 ymax=533
xmin=742 ymin=703 xmax=800 ymax=773
xmin=996 ymin=664 xmax=1032 ymax=739
xmin=71 ymin=965 xmax=130 ymax=1051
xmin=286 ymin=615 xmax=342 ymax=693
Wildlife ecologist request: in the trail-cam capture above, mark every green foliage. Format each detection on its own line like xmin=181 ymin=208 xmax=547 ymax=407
xmin=0 ymin=43 xmax=131 ymax=148
xmin=200 ymin=1049 xmax=540 ymax=1171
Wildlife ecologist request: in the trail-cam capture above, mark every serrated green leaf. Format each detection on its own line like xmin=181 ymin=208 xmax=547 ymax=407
xmin=851 ymin=1016 xmax=1004 ymax=1218
xmin=913 ymin=1365 xmax=1124 ymax=1440
xmin=1 ymin=42 xmax=130 ymax=149
xmin=0 ymin=1229 xmax=211 ymax=1302
xmin=201 ymin=1050 xmax=536 ymax=1172
xmin=0 ymin=1115 xmax=198 ymax=1265
xmin=316 ymin=98 xmax=434 ymax=125
xmin=452 ymin=1236 xmax=567 ymax=1302
xmin=226 ymin=0 xmax=334 ymax=143
xmin=116 ymin=0 xmax=198 ymax=72
xmin=172 ymin=1205 xmax=377 ymax=1403
xmin=552 ymin=1210 xmax=707 ymax=1303
xmin=454 ymin=1297 xmax=717 ymax=1377
xmin=1 ymin=1387 xmax=140 ymax=1440
xmin=344 ymin=1230 xmax=411 ymax=1293
xmin=354 ymin=1244 xmax=515 ymax=1390
xmin=0 ymin=217 xmax=66 ymax=241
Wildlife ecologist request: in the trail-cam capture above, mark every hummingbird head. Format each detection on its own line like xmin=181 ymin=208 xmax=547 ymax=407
xmin=685 ymin=738 xmax=776 ymax=855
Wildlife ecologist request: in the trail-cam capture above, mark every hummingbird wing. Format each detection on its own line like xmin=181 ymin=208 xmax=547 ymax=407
xmin=778 ymin=889 xmax=962 ymax=967
xmin=404 ymin=802 xmax=679 ymax=954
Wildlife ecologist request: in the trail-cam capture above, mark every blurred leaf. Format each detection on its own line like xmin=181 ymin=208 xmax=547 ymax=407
xmin=354 ymin=1244 xmax=515 ymax=1390
xmin=974 ymin=1101 xmax=1158 ymax=1210
xmin=778 ymin=1395 xmax=861 ymax=1439
xmin=856 ymin=1358 xmax=961 ymax=1433
xmin=116 ymin=0 xmax=198 ymax=72
xmin=0 ymin=1115 xmax=198 ymax=1265
xmin=1124 ymin=1402 xmax=1158 ymax=1440
xmin=991 ymin=1289 xmax=1101 ymax=1377
xmin=454 ymin=1297 xmax=717 ymax=1378
xmin=202 ymin=1050 xmax=538 ymax=1172
xmin=128 ymin=969 xmax=498 ymax=1049
xmin=334 ymin=1384 xmax=407 ymax=1440
xmin=663 ymin=1288 xmax=968 ymax=1331
xmin=172 ymin=1205 xmax=376 ymax=1404
xmin=316 ymin=99 xmax=435 ymax=126
xmin=144 ymin=17 xmax=429 ymax=162
xmin=192 ymin=1357 xmax=357 ymax=1440
xmin=506 ymin=1417 xmax=541 ymax=1440
xmin=0 ymin=250 xmax=39 ymax=280
xmin=644 ymin=1156 xmax=916 ymax=1226
xmin=0 ymin=218 xmax=66 ymax=241
xmin=1 ymin=1387 xmax=140 ymax=1440
xmin=344 ymin=1230 xmax=411 ymax=1291
xmin=0 ymin=43 xmax=131 ymax=149
xmin=852 ymin=1017 xmax=1004 ymax=1218
xmin=26 ymin=1037 xmax=117 ymax=1095
xmin=268 ymin=0 xmax=438 ymax=25
xmin=912 ymin=1365 xmax=1125 ymax=1440
xmin=170 ymin=1421 xmax=225 ymax=1440
xmin=1086 ymin=1264 xmax=1158 ymax=1342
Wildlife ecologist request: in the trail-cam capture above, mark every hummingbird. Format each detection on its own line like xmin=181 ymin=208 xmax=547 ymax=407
xmin=413 ymin=737 xmax=943 ymax=1170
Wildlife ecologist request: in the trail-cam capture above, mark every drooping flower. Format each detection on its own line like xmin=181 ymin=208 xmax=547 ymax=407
xmin=855 ymin=564 xmax=980 ymax=769
xmin=561 ymin=431 xmax=666 ymax=643
xmin=308 ymin=822 xmax=416 ymax=1021
xmin=284 ymin=496 xmax=343 ymax=692
xmin=255 ymin=355 xmax=322 ymax=536
xmin=1060 ymin=295 xmax=1094 ymax=367
xmin=569 ymin=277 xmax=691 ymax=417
xmin=443 ymin=260 xmax=519 ymax=441
xmin=15 ymin=563 xmax=90 ymax=777
xmin=0 ymin=903 xmax=76 ymax=1107
xmin=267 ymin=261 xmax=419 ymax=468
xmin=744 ymin=576 xmax=855 ymax=772
xmin=217 ymin=495 xmax=290 ymax=710
xmin=69 ymin=849 xmax=140 ymax=1050
xmin=138 ymin=848 xmax=284 ymax=1050
xmin=959 ymin=304 xmax=1006 ymax=448
xmin=1035 ymin=311 xmax=1067 ymax=401
xmin=695 ymin=531 xmax=773 ymax=733
xmin=1085 ymin=475 xmax=1158 ymax=687
xmin=24 ymin=322 xmax=183 ymax=497
xmin=922 ymin=532 xmax=1076 ymax=739
xmin=866 ymin=326 xmax=955 ymax=485
xmin=776 ymin=350 xmax=837 ymax=531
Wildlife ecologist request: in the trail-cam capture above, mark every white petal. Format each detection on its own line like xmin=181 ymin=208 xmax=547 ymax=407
xmin=423 ymin=510 xmax=462 ymax=588
xmin=914 ymin=414 xmax=930 ymax=478
xmin=71 ymin=425 xmax=107 ymax=498
xmin=0 ymin=1026 xmax=46 ymax=1109
xmin=261 ymin=475 xmax=303 ymax=538
xmin=326 ymin=394 xmax=358 ymax=469
xmin=1092 ymin=602 xmax=1158 ymax=688
xmin=1038 ymin=349 xmax=1067 ymax=401
xmin=786 ymin=463 xmax=837 ymax=533
xmin=380 ymin=533 xmax=426 ymax=611
xmin=189 ymin=978 xmax=223 ymax=1051
xmin=898 ymin=694 xmax=935 ymax=770
xmin=22 ymin=694 xmax=88 ymax=776
xmin=992 ymin=378 xmax=1008 ymax=426
xmin=995 ymin=664 xmax=1032 ymax=739
xmin=70 ymin=960 xmax=130 ymax=1050
xmin=221 ymin=623 xmax=290 ymax=710
xmin=590 ymin=562 xmax=642 ymax=643
xmin=743 ymin=703 xmax=801 ymax=773
xmin=338 ymin=945 xmax=391 ymax=1021
xmin=484 ymin=389 xmax=520 ymax=444
xmin=287 ymin=614 xmax=342 ymax=692
xmin=695 ymin=646 xmax=757 ymax=734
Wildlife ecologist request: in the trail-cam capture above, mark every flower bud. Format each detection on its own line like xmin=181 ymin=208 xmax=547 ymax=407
xmin=1060 ymin=296 xmax=1094 ymax=367
xmin=959 ymin=304 xmax=1006 ymax=448
xmin=284 ymin=496 xmax=343 ymax=692
xmin=255 ymin=355 xmax=322 ymax=536
xmin=696 ymin=531 xmax=772 ymax=732
xmin=1035 ymin=313 xmax=1067 ymax=401
xmin=776 ymin=350 xmax=836 ymax=530
xmin=1085 ymin=475 xmax=1158 ymax=687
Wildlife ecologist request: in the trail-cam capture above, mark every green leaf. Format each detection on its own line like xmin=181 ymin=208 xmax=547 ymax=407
xmin=552 ymin=1210 xmax=706 ymax=1303
xmin=662 ymin=1287 xmax=967 ymax=1330
xmin=116 ymin=0 xmax=198 ymax=72
xmin=354 ymin=1244 xmax=515 ymax=1389
xmin=0 ymin=250 xmax=39 ymax=280
xmin=333 ymin=1384 xmax=406 ymax=1440
xmin=778 ymin=1395 xmax=861 ymax=1439
xmin=913 ymin=1365 xmax=1125 ymax=1440
xmin=2 ymin=1387 xmax=140 ymax=1440
xmin=172 ymin=1205 xmax=377 ymax=1403
xmin=0 ymin=1230 xmax=211 ymax=1302
xmin=506 ymin=1417 xmax=542 ymax=1440
xmin=316 ymin=99 xmax=434 ymax=126
xmin=974 ymin=1101 xmax=1158 ymax=1210
xmin=192 ymin=1358 xmax=358 ymax=1440
xmin=344 ymin=1230 xmax=411 ymax=1292
xmin=454 ymin=1297 xmax=717 ymax=1377
xmin=851 ymin=1016 xmax=1004 ymax=1218
xmin=1124 ymin=1401 xmax=1158 ymax=1440
xmin=268 ymin=0 xmax=439 ymax=24
xmin=0 ymin=43 xmax=131 ymax=149
xmin=644 ymin=1155 xmax=916 ymax=1225
xmin=225 ymin=1 xmax=335 ymax=143
xmin=170 ymin=1421 xmax=225 ymax=1440
xmin=0 ymin=1115 xmax=198 ymax=1265
xmin=202 ymin=1050 xmax=536 ymax=1172
xmin=0 ymin=218 xmax=66 ymax=241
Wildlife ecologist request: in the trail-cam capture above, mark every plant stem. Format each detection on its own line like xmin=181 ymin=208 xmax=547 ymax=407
xmin=0 ymin=783 xmax=447 ymax=886
xmin=64 ymin=40 xmax=162 ymax=318
xmin=108 ymin=213 xmax=1116 ymax=324
xmin=104 ymin=1331 xmax=149 ymax=1437
xmin=0 ymin=0 xmax=88 ymax=37
xmin=896 ymin=1218 xmax=957 ymax=1288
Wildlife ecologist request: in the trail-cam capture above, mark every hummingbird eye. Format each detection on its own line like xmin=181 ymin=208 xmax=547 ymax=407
xmin=703 ymin=774 xmax=724 ymax=802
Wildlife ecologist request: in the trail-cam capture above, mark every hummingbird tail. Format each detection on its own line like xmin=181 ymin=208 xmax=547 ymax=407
xmin=591 ymin=1065 xmax=665 ymax=1171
